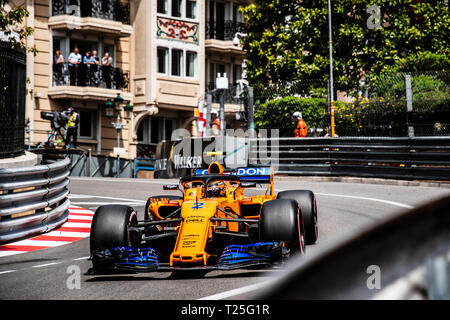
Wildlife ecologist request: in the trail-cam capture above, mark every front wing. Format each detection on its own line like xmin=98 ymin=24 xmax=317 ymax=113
xmin=88 ymin=242 xmax=286 ymax=274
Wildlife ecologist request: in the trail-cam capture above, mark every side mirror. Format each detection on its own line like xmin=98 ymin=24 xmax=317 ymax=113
xmin=241 ymin=182 xmax=256 ymax=188
xmin=163 ymin=184 xmax=179 ymax=191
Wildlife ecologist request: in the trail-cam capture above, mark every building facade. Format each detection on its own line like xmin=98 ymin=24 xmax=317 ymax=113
xmin=16 ymin=0 xmax=248 ymax=159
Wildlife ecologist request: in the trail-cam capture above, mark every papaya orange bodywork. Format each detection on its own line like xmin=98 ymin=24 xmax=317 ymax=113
xmin=147 ymin=162 xmax=276 ymax=267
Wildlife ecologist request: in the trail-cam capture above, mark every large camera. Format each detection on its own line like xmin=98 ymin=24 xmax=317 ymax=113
xmin=40 ymin=111 xmax=67 ymax=131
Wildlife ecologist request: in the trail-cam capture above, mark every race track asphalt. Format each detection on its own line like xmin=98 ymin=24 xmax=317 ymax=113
xmin=0 ymin=176 xmax=449 ymax=300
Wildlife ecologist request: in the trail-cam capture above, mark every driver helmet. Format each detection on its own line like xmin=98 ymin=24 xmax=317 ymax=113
xmin=208 ymin=181 xmax=226 ymax=197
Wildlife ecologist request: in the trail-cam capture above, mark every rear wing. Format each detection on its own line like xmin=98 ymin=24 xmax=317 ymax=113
xmin=193 ymin=167 xmax=273 ymax=184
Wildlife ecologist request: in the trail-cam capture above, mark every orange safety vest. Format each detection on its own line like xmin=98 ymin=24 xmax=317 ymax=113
xmin=212 ymin=118 xmax=220 ymax=128
xmin=295 ymin=119 xmax=308 ymax=137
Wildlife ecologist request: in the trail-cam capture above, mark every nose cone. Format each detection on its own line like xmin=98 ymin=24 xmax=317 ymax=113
xmin=170 ymin=200 xmax=217 ymax=266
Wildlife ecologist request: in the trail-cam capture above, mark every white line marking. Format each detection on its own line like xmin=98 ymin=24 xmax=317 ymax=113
xmin=68 ymin=215 xmax=93 ymax=220
xmin=72 ymin=256 xmax=90 ymax=261
xmin=198 ymin=280 xmax=273 ymax=300
xmin=70 ymin=201 xmax=144 ymax=206
xmin=315 ymin=192 xmax=414 ymax=209
xmin=70 ymin=177 xmax=176 ymax=184
xmin=70 ymin=194 xmax=146 ymax=203
xmin=68 ymin=195 xmax=94 ymax=199
xmin=263 ymin=188 xmax=414 ymax=209
xmin=31 ymin=262 xmax=61 ymax=268
xmin=45 ymin=231 xmax=90 ymax=238
xmin=63 ymin=222 xmax=92 ymax=228
xmin=12 ymin=239 xmax=71 ymax=247
xmin=0 ymin=270 xmax=16 ymax=275
xmin=68 ymin=209 xmax=94 ymax=214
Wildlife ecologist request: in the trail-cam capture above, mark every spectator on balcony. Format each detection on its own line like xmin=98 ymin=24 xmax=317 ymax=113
xmin=83 ymin=51 xmax=95 ymax=86
xmin=53 ymin=50 xmax=64 ymax=86
xmin=68 ymin=48 xmax=82 ymax=86
xmin=102 ymin=52 xmax=113 ymax=89
xmin=92 ymin=50 xmax=100 ymax=87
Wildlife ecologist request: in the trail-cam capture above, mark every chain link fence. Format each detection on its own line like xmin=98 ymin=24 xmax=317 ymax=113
xmin=202 ymin=71 xmax=450 ymax=138
xmin=358 ymin=70 xmax=450 ymax=137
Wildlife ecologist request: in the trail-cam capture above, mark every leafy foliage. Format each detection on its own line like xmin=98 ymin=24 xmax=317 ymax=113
xmin=0 ymin=0 xmax=36 ymax=54
xmin=241 ymin=0 xmax=450 ymax=92
xmin=255 ymin=96 xmax=331 ymax=136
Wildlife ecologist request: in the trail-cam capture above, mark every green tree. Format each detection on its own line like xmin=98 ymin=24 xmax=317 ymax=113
xmin=241 ymin=0 xmax=449 ymax=92
xmin=1 ymin=0 xmax=36 ymax=53
xmin=255 ymin=96 xmax=331 ymax=136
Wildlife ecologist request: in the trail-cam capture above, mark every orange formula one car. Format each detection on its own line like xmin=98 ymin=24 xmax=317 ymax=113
xmin=88 ymin=162 xmax=318 ymax=274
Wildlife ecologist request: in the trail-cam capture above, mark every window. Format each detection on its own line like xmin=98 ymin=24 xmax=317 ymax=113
xmin=157 ymin=0 xmax=168 ymax=14
xmin=208 ymin=62 xmax=227 ymax=88
xmin=171 ymin=49 xmax=183 ymax=76
xmin=186 ymin=0 xmax=197 ymax=19
xmin=137 ymin=117 xmax=177 ymax=144
xmin=151 ymin=117 xmax=160 ymax=144
xmin=158 ymin=0 xmax=197 ymax=20
xmin=165 ymin=119 xmax=173 ymax=141
xmin=157 ymin=47 xmax=197 ymax=79
xmin=78 ymin=110 xmax=95 ymax=139
xmin=172 ymin=0 xmax=182 ymax=17
xmin=137 ymin=118 xmax=145 ymax=143
xmin=157 ymin=47 xmax=168 ymax=74
xmin=210 ymin=62 xmax=225 ymax=80
xmin=233 ymin=64 xmax=242 ymax=85
xmin=186 ymin=51 xmax=196 ymax=77
xmin=233 ymin=4 xmax=243 ymax=22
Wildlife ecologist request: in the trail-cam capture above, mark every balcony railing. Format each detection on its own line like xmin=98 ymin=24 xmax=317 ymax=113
xmin=206 ymin=20 xmax=247 ymax=41
xmin=52 ymin=62 xmax=129 ymax=91
xmin=52 ymin=0 xmax=130 ymax=25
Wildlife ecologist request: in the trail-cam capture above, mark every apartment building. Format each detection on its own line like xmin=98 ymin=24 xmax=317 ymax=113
xmin=18 ymin=0 xmax=248 ymax=159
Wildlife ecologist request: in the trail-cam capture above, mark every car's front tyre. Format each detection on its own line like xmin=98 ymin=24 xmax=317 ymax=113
xmin=90 ymin=205 xmax=138 ymax=254
xmin=277 ymin=190 xmax=318 ymax=245
xmin=259 ymin=199 xmax=306 ymax=255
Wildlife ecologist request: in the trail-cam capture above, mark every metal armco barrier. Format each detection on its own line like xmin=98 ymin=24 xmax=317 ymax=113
xmin=0 ymin=158 xmax=71 ymax=243
xmin=249 ymin=137 xmax=450 ymax=181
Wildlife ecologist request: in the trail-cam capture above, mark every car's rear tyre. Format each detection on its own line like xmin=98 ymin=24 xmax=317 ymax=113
xmin=277 ymin=190 xmax=318 ymax=245
xmin=90 ymin=205 xmax=138 ymax=254
xmin=260 ymin=199 xmax=305 ymax=254
xmin=144 ymin=195 xmax=183 ymax=220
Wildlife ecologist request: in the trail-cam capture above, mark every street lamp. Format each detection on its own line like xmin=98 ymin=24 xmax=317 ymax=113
xmin=105 ymin=99 xmax=114 ymax=118
xmin=105 ymin=93 xmax=129 ymax=178
xmin=114 ymin=92 xmax=124 ymax=111
xmin=124 ymin=101 xmax=134 ymax=118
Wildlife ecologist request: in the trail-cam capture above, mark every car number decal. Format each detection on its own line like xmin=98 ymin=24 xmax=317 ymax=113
xmin=191 ymin=202 xmax=205 ymax=209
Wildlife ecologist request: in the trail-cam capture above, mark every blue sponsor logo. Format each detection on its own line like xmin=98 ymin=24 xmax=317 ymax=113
xmin=235 ymin=167 xmax=271 ymax=176
xmin=194 ymin=167 xmax=270 ymax=176
xmin=195 ymin=169 xmax=209 ymax=175
xmin=191 ymin=202 xmax=205 ymax=209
